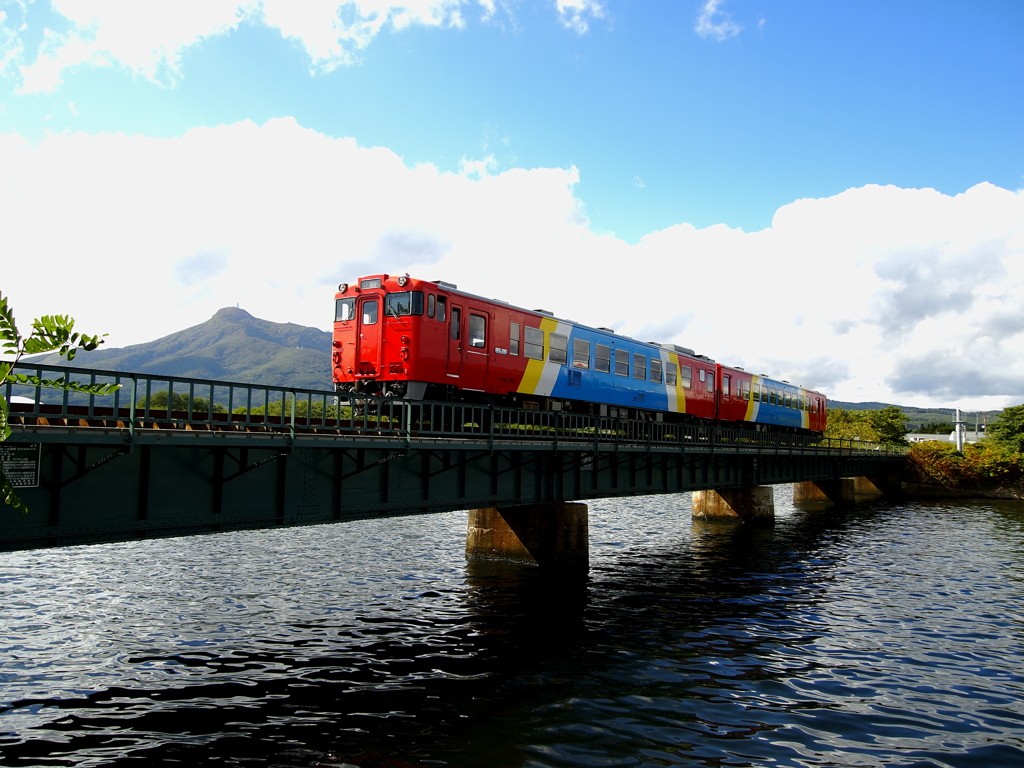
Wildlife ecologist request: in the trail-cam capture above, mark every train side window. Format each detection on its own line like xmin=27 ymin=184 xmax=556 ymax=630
xmin=510 ymin=322 xmax=520 ymax=356
xmin=723 ymin=375 xmax=731 ymax=397
xmin=651 ymin=358 xmax=663 ymax=384
xmin=362 ymin=300 xmax=378 ymax=325
xmin=614 ymin=349 xmax=629 ymax=377
xmin=666 ymin=362 xmax=677 ymax=386
xmin=525 ymin=327 xmax=544 ymax=360
xmin=573 ymin=338 xmax=590 ymax=369
xmin=437 ymin=297 xmax=447 ymax=323
xmin=743 ymin=382 xmax=751 ymax=401
xmin=681 ymin=365 xmax=692 ymax=389
xmin=549 ymin=333 xmax=568 ymax=364
xmin=707 ymin=371 xmax=714 ymax=393
xmin=633 ymin=354 xmax=646 ymax=380
xmin=699 ymin=370 xmax=705 ymax=382
xmin=450 ymin=307 xmax=461 ymax=340
xmin=336 ymin=298 xmax=355 ymax=322
xmin=427 ymin=294 xmax=435 ymax=318
xmin=469 ymin=314 xmax=486 ymax=348
xmin=595 ymin=344 xmax=611 ymax=373
xmin=753 ymin=384 xmax=760 ymax=402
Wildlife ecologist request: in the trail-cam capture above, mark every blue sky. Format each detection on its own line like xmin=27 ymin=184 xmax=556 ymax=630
xmin=2 ymin=0 xmax=1023 ymax=409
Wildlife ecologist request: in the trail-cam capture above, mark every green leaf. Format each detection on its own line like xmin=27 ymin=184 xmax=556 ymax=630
xmin=0 ymin=468 xmax=27 ymax=513
xmin=22 ymin=375 xmax=121 ymax=396
xmin=0 ymin=292 xmax=23 ymax=350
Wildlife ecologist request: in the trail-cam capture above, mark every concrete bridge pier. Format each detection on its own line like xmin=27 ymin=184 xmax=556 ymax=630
xmin=466 ymin=503 xmax=589 ymax=570
xmin=794 ymin=475 xmax=902 ymax=506
xmin=852 ymin=474 xmax=903 ymax=499
xmin=793 ymin=479 xmax=857 ymax=505
xmin=692 ymin=486 xmax=775 ymax=521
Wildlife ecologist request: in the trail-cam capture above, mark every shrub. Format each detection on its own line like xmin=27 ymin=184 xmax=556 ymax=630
xmin=904 ymin=440 xmax=1024 ymax=490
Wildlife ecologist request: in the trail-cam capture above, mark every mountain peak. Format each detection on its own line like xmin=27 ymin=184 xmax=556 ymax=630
xmin=213 ymin=306 xmax=255 ymax=320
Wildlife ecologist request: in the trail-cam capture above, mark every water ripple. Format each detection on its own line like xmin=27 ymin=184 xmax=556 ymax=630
xmin=2 ymin=494 xmax=1024 ymax=767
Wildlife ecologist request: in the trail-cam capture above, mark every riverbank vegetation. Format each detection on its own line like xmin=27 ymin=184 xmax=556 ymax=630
xmin=825 ymin=404 xmax=910 ymax=444
xmin=902 ymin=404 xmax=1024 ymax=494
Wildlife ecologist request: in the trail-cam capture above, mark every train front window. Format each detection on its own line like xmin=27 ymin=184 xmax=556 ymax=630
xmin=362 ymin=300 xmax=378 ymax=325
xmin=385 ymin=291 xmax=424 ymax=317
xmin=336 ymin=298 xmax=355 ymax=322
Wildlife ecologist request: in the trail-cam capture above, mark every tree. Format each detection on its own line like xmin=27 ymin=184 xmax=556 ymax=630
xmin=1 ymin=291 xmax=120 ymax=511
xmin=986 ymin=404 xmax=1024 ymax=453
xmin=825 ymin=407 xmax=880 ymax=442
xmin=137 ymin=391 xmax=226 ymax=414
xmin=868 ymin=405 xmax=911 ymax=445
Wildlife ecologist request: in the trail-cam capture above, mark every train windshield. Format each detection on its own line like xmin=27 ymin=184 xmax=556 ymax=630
xmin=384 ymin=291 xmax=425 ymax=317
xmin=335 ymin=298 xmax=355 ymax=322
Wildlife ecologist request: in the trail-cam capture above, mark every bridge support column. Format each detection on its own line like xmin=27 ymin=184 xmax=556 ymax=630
xmin=466 ymin=503 xmax=589 ymax=569
xmin=853 ymin=475 xmax=903 ymax=499
xmin=692 ymin=486 xmax=774 ymax=521
xmin=793 ymin=479 xmax=857 ymax=505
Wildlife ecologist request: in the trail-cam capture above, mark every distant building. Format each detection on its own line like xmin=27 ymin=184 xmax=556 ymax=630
xmin=948 ymin=429 xmax=984 ymax=444
xmin=905 ymin=429 xmax=984 ymax=444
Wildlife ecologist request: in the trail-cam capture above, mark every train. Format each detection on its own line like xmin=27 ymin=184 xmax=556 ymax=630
xmin=332 ymin=274 xmax=827 ymax=434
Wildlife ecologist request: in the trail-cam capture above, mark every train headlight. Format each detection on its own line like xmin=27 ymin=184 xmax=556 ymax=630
xmin=397 ymin=275 xmax=408 ymax=287
xmin=338 ymin=283 xmax=348 ymax=293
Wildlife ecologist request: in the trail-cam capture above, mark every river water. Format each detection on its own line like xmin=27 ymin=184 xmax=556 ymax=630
xmin=2 ymin=489 xmax=1023 ymax=768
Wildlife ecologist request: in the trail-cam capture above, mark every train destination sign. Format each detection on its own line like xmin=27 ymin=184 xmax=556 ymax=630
xmin=1 ymin=443 xmax=40 ymax=488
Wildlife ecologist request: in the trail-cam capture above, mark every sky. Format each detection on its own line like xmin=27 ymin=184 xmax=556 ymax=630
xmin=1 ymin=0 xmax=1022 ymax=411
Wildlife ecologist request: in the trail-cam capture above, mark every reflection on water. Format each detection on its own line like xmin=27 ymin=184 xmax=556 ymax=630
xmin=2 ymin=488 xmax=1024 ymax=767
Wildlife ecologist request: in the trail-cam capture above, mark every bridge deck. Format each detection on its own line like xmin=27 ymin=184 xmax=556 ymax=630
xmin=2 ymin=363 xmax=906 ymax=552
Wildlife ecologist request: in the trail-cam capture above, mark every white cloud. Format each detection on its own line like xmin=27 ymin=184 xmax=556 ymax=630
xmin=695 ymin=0 xmax=741 ymax=42
xmin=2 ymin=120 xmax=1021 ymax=411
xmin=17 ymin=0 xmax=247 ymax=92
xmin=9 ymin=0 xmax=485 ymax=92
xmin=555 ymin=0 xmax=605 ymax=34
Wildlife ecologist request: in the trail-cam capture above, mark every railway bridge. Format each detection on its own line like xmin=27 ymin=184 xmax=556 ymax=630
xmin=2 ymin=363 xmax=907 ymax=565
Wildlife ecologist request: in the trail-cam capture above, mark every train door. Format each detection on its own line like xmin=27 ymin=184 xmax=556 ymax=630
xmin=720 ymin=372 xmax=730 ymax=420
xmin=356 ymin=295 xmax=382 ymax=373
xmin=462 ymin=311 xmax=488 ymax=391
xmin=447 ymin=305 xmax=463 ymax=380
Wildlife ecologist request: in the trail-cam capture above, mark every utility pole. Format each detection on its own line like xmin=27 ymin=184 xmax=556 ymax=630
xmin=954 ymin=408 xmax=965 ymax=451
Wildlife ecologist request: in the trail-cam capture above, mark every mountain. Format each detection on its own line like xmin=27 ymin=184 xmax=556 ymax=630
xmin=28 ymin=307 xmax=333 ymax=391
xmin=830 ymin=400 xmax=1000 ymax=430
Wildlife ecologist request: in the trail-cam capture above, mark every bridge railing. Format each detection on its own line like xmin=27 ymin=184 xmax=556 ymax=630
xmin=5 ymin=362 xmax=908 ymax=456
